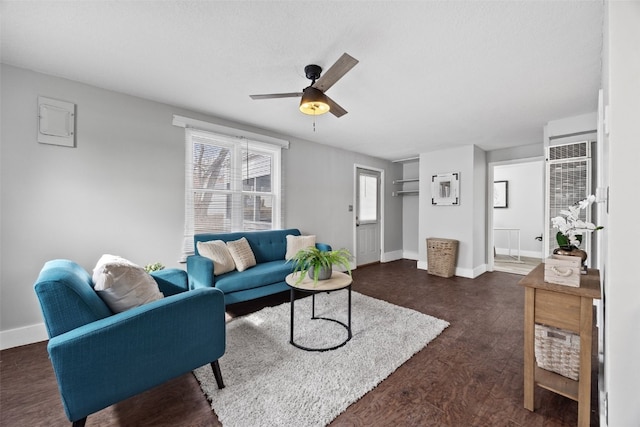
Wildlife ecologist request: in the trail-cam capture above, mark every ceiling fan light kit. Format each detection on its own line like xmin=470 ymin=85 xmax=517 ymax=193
xmin=249 ymin=53 xmax=359 ymax=119
xmin=299 ymin=87 xmax=330 ymax=115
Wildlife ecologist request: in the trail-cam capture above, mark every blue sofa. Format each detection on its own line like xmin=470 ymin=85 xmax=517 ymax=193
xmin=187 ymin=228 xmax=330 ymax=305
xmin=34 ymin=259 xmax=226 ymax=427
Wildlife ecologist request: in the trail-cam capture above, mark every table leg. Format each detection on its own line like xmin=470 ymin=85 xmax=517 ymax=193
xmin=577 ymin=296 xmax=593 ymax=427
xmin=347 ymin=285 xmax=352 ymax=339
xmin=524 ymin=287 xmax=535 ymax=411
xmin=288 ymin=285 xmax=352 ymax=352
xmin=290 ymin=288 xmax=295 ymax=345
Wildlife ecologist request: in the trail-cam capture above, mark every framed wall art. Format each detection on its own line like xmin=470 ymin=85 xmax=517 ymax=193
xmin=494 ymin=180 xmax=508 ymax=208
xmin=431 ymin=172 xmax=459 ymax=206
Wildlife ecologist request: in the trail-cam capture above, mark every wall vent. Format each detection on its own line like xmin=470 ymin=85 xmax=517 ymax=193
xmin=548 ymin=141 xmax=590 ymax=162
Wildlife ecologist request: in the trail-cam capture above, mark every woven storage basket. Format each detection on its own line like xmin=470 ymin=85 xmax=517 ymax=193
xmin=426 ymin=238 xmax=458 ymax=278
xmin=534 ymin=324 xmax=580 ymax=380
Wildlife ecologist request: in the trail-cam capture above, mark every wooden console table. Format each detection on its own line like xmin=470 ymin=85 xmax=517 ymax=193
xmin=519 ymin=263 xmax=600 ymax=427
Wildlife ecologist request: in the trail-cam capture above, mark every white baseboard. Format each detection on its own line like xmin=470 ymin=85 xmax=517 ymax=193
xmin=457 ymin=264 xmax=487 ymax=279
xmin=0 ymin=323 xmax=48 ymax=350
xmin=416 ymin=260 xmax=486 ymax=279
xmin=471 ymin=264 xmax=488 ymax=278
xmin=495 ymin=247 xmax=543 ymax=259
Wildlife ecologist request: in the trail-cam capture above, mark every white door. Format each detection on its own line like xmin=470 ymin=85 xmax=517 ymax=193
xmin=356 ymin=168 xmax=381 ymax=266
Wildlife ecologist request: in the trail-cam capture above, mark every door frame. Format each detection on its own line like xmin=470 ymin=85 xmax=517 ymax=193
xmin=353 ymin=164 xmax=385 ymax=267
xmin=486 ymin=156 xmax=545 ymax=272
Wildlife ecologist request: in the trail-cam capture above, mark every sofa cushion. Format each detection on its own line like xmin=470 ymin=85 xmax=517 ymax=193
xmin=197 ymin=240 xmax=236 ymax=276
xmin=215 ymin=261 xmax=293 ymax=294
xmin=92 ymin=254 xmax=164 ymax=313
xmin=226 ymin=237 xmax=257 ymax=272
xmin=285 ymin=234 xmax=317 ymax=260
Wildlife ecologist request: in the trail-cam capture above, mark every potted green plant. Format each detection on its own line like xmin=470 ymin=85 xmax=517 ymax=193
xmin=144 ymin=262 xmax=165 ymax=273
xmin=288 ymin=247 xmax=352 ymax=285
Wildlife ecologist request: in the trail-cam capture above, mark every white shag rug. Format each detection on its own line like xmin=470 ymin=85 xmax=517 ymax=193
xmin=193 ymin=291 xmax=449 ymax=427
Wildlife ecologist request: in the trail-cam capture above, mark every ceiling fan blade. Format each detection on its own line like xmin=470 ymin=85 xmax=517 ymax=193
xmin=249 ymin=92 xmax=303 ymax=100
xmin=313 ymin=53 xmax=359 ymax=92
xmin=326 ymin=95 xmax=347 ymax=118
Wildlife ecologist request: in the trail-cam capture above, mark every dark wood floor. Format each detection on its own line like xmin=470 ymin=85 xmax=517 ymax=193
xmin=1 ymin=260 xmax=599 ymax=426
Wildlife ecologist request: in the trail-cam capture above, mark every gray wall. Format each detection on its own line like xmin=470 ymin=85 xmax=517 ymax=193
xmin=486 ymin=143 xmax=543 ymax=164
xmin=0 ymin=64 xmax=402 ymax=345
xmin=418 ymin=145 xmax=486 ymax=278
xmin=602 ymin=2 xmax=640 ymax=424
xmin=472 ymin=146 xmax=487 ymax=269
xmin=283 ymin=137 xmax=402 ymax=256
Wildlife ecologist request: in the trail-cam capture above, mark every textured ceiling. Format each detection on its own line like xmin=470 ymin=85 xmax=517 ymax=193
xmin=1 ymin=1 xmax=603 ymax=160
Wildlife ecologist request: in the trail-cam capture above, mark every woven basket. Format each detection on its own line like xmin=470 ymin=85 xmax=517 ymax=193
xmin=534 ymin=324 xmax=580 ymax=380
xmin=426 ymin=238 xmax=458 ymax=278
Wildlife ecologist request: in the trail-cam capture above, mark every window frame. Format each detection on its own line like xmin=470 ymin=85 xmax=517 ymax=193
xmin=358 ymin=171 xmax=379 ymax=224
xmin=182 ymin=128 xmax=281 ymax=259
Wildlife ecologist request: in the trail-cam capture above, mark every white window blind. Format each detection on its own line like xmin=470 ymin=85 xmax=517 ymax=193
xmin=181 ymin=128 xmax=282 ymax=260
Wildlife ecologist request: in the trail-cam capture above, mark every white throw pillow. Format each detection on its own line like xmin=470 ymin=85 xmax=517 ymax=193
xmin=285 ymin=234 xmax=317 ymax=260
xmin=226 ymin=237 xmax=257 ymax=272
xmin=92 ymin=254 xmax=164 ymax=313
xmin=197 ymin=240 xmax=236 ymax=276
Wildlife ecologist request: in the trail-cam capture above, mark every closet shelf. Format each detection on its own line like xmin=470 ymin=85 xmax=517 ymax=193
xmin=393 ymin=190 xmax=419 ymax=196
xmin=393 ymin=156 xmax=419 ymax=196
xmin=393 ymin=178 xmax=419 ymax=184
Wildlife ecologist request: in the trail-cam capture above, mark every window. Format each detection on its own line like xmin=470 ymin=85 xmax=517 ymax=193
xmin=182 ymin=128 xmax=281 ymax=258
xmin=358 ymin=173 xmax=378 ymax=223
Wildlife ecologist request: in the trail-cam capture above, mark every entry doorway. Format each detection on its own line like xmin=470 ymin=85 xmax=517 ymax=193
xmin=488 ymin=158 xmax=545 ymax=275
xmin=355 ymin=167 xmax=382 ymax=266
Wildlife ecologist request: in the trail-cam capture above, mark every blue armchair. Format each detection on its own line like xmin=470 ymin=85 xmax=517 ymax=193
xmin=34 ymin=259 xmax=226 ymax=427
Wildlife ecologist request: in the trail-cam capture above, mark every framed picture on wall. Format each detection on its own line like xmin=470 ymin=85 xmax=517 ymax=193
xmin=494 ymin=180 xmax=508 ymax=208
xmin=431 ymin=172 xmax=459 ymax=206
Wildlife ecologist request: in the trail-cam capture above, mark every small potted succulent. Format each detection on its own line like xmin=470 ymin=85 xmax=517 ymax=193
xmin=288 ymin=247 xmax=352 ymax=285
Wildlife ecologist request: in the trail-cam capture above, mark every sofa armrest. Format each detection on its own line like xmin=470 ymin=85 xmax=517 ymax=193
xmin=316 ymin=243 xmax=332 ymax=252
xmin=150 ymin=268 xmax=188 ymax=296
xmin=47 ymin=287 xmax=225 ymax=422
xmin=187 ymin=255 xmax=215 ymax=290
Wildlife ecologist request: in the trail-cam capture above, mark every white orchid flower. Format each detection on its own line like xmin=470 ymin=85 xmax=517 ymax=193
xmin=574 ymin=223 xmax=597 ymax=232
xmin=568 ymin=206 xmax=581 ymax=220
xmin=551 ymin=217 xmax=570 ymax=233
xmin=569 ymin=234 xmax=582 ymax=247
xmin=579 ymin=195 xmax=596 ymax=209
xmin=551 ymin=195 xmax=602 ymax=248
xmin=559 ymin=209 xmax=573 ymax=218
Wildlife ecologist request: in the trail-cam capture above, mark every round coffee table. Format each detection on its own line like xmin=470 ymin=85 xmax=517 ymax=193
xmin=285 ymin=271 xmax=352 ymax=352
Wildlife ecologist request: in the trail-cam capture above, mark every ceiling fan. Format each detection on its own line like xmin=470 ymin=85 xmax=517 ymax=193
xmin=249 ymin=53 xmax=359 ymax=118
